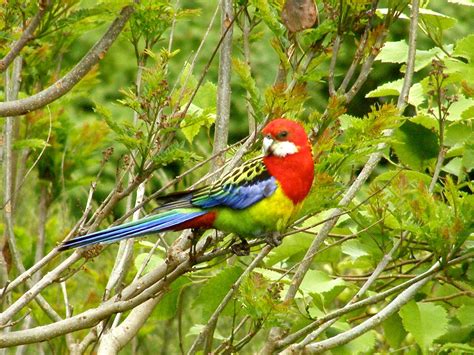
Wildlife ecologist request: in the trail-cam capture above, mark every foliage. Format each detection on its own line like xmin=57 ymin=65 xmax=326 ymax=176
xmin=0 ymin=0 xmax=473 ymax=353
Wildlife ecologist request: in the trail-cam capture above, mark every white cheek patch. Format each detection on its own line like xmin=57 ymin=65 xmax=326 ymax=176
xmin=272 ymin=141 xmax=299 ymax=157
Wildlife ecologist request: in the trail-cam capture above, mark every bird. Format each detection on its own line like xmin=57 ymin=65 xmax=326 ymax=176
xmin=59 ymin=118 xmax=314 ymax=251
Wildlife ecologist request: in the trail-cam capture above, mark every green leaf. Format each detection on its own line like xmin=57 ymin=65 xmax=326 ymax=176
xmin=154 ymin=276 xmax=191 ymax=320
xmin=366 ymin=79 xmax=425 ymax=107
xmin=445 ymin=123 xmax=474 ymax=147
xmin=448 ymin=0 xmax=474 ymax=5
xmin=300 ymin=270 xmax=346 ymax=295
xmin=456 ymin=305 xmax=474 ymax=326
xmin=186 ymin=324 xmax=226 ymax=340
xmin=442 ymin=157 xmax=463 ymax=177
xmin=232 ymin=58 xmax=263 ymax=116
xmin=392 ymin=121 xmax=439 ymax=171
xmin=462 ymin=133 xmax=474 ymax=171
xmin=13 ymin=138 xmax=49 ymax=150
xmin=341 ymin=239 xmax=370 ymax=260
xmin=419 ymin=8 xmax=457 ymax=30
xmin=193 ymin=266 xmax=243 ymax=319
xmin=373 ymin=170 xmax=433 ymax=187
xmin=399 ymin=301 xmax=449 ymax=351
xmin=382 ymin=313 xmax=407 ymax=349
xmin=453 ymin=34 xmax=474 ymax=61
xmin=377 ymin=40 xmax=408 ymax=64
xmin=439 ymin=343 xmax=474 ymax=353
xmin=265 ymin=233 xmax=313 ymax=266
xmin=180 ymin=103 xmax=216 ymax=143
xmin=446 ymin=96 xmax=474 ymax=121
xmin=250 ymin=0 xmax=285 ymax=37
xmin=134 ymin=253 xmax=164 ymax=274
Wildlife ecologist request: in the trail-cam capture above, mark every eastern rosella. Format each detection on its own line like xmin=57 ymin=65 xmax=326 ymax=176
xmin=59 ymin=119 xmax=314 ymax=251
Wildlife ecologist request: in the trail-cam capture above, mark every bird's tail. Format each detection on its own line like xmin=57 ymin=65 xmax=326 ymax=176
xmin=58 ymin=209 xmax=208 ymax=251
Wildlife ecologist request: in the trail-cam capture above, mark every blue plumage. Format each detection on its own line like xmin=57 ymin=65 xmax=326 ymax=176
xmin=195 ymin=177 xmax=277 ymax=209
xmin=59 ymin=211 xmax=207 ymax=250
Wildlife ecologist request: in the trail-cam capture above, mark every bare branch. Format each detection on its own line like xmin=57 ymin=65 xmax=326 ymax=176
xmin=0 ymin=251 xmax=82 ymax=326
xmin=211 ymin=0 xmax=234 ymax=173
xmin=97 ymin=298 xmax=161 ymax=354
xmin=328 ymin=35 xmax=341 ymax=96
xmin=0 ymin=5 xmax=135 ymax=117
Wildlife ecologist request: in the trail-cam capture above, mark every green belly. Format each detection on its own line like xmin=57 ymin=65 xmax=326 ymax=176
xmin=212 ymin=187 xmax=300 ymax=237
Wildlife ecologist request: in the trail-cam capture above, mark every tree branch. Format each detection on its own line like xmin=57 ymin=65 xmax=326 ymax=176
xmin=211 ymin=0 xmax=234 ymax=173
xmin=0 ymin=5 xmax=135 ymax=117
xmin=262 ymin=1 xmax=420 ymax=351
xmin=0 ymin=1 xmax=50 ymax=73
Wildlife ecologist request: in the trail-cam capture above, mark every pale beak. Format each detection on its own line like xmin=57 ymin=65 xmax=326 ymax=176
xmin=262 ymin=136 xmax=274 ymax=156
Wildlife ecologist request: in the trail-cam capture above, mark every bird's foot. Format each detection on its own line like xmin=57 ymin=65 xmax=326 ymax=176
xmin=230 ymin=238 xmax=250 ymax=256
xmin=265 ymin=232 xmax=282 ymax=247
xmin=188 ymin=229 xmax=203 ymax=262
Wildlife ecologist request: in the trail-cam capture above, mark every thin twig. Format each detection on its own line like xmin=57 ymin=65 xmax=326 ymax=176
xmin=211 ymin=0 xmax=234 ymax=174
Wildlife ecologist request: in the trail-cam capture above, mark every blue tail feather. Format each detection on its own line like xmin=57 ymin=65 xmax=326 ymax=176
xmin=59 ymin=210 xmax=207 ymax=250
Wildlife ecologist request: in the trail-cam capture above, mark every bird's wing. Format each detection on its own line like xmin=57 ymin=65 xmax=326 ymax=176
xmin=192 ymin=157 xmax=277 ymax=209
xmin=157 ymin=157 xmax=278 ymax=211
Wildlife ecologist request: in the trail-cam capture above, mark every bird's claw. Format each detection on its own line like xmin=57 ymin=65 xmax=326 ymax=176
xmin=265 ymin=233 xmax=282 ymax=247
xmin=230 ymin=238 xmax=250 ymax=256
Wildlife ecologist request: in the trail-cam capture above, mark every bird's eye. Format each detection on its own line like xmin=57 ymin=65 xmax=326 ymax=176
xmin=277 ymin=130 xmax=288 ymax=139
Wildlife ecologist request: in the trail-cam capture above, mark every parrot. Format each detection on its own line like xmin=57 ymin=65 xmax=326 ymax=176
xmin=59 ymin=118 xmax=314 ymax=251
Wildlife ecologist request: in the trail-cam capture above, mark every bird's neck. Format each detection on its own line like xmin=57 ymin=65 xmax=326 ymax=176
xmin=263 ymin=145 xmax=314 ymax=204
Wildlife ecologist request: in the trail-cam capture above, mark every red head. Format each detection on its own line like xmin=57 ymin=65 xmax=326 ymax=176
xmin=262 ymin=118 xmax=311 ymax=157
xmin=262 ymin=119 xmax=314 ymax=204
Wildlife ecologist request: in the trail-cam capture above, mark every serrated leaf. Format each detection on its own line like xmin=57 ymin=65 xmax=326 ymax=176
xmin=442 ymin=157 xmax=463 ymax=177
xmin=462 ymin=133 xmax=474 ymax=171
xmin=410 ymin=115 xmax=438 ymax=132
xmin=366 ymin=79 xmax=401 ymax=97
xmin=366 ymin=79 xmax=424 ymax=107
xmin=180 ymin=103 xmax=216 ymax=143
xmin=377 ymin=40 xmax=409 ymax=64
xmin=193 ymin=266 xmax=244 ymax=319
xmin=250 ymin=0 xmax=285 ymax=37
xmin=265 ymin=233 xmax=313 ymax=266
xmin=300 ymin=270 xmax=346 ymax=295
xmin=446 ymin=96 xmax=474 ymax=121
xmin=453 ymin=34 xmax=474 ymax=61
xmin=456 ymin=305 xmax=474 ymax=326
xmin=341 ymin=239 xmax=370 ymax=260
xmin=382 ymin=313 xmax=407 ymax=349
xmin=392 ymin=121 xmax=439 ymax=171
xmin=232 ymin=58 xmax=263 ymax=116
xmin=445 ymin=123 xmax=474 ymax=147
xmin=399 ymin=301 xmax=449 ymax=351
xmin=419 ymin=8 xmax=457 ymax=30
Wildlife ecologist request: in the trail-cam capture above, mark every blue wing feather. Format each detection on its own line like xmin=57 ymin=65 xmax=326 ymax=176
xmin=194 ymin=176 xmax=277 ymax=209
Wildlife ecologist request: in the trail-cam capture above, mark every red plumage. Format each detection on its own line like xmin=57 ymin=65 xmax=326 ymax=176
xmin=262 ymin=119 xmax=314 ymax=204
